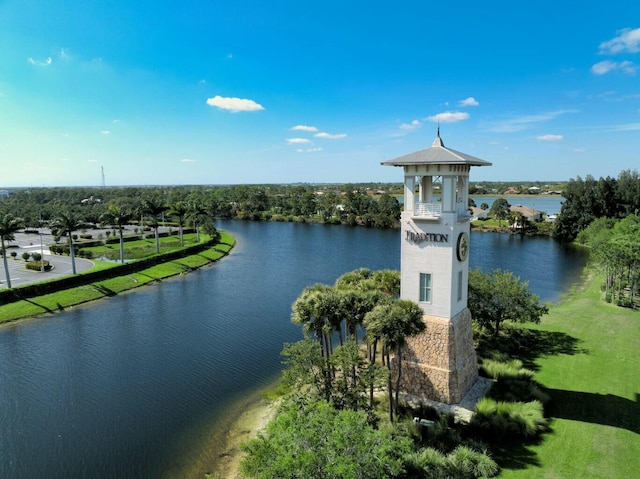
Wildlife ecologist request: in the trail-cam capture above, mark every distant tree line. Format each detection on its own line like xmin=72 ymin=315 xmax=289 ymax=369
xmin=554 ymin=170 xmax=640 ymax=242
xmin=0 ymin=184 xmax=401 ymax=230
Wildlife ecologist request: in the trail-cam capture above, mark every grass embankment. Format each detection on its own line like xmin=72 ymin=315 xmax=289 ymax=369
xmin=494 ymin=272 xmax=639 ymax=478
xmin=0 ymin=232 xmax=235 ymax=324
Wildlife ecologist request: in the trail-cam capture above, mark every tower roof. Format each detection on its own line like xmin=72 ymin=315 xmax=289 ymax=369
xmin=382 ymin=131 xmax=492 ymax=167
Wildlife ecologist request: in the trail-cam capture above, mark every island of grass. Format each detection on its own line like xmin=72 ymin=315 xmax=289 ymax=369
xmin=0 ymin=231 xmax=235 ymax=324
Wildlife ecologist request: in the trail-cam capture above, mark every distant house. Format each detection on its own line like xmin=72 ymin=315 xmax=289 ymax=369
xmin=504 ymin=188 xmax=519 ymax=194
xmin=469 ymin=206 xmax=488 ymax=221
xmin=527 ymin=186 xmax=541 ymax=194
xmin=81 ymin=196 xmax=102 ymax=204
xmin=510 ymin=204 xmax=542 ymax=222
xmin=0 ymin=189 xmax=10 ymax=199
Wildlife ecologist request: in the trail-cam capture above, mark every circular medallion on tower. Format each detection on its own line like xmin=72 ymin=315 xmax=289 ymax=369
xmin=456 ymin=232 xmax=469 ymax=262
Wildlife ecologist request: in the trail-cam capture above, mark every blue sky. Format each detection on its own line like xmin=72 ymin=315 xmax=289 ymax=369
xmin=1 ymin=1 xmax=639 ymax=187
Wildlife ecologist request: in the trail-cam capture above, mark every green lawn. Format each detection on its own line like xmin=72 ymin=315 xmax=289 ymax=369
xmin=81 ymin=232 xmax=204 ymax=260
xmin=0 ymin=232 xmax=236 ymax=323
xmin=497 ymin=273 xmax=640 ymax=478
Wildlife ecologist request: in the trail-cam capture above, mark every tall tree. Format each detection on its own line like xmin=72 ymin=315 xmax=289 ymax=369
xmin=169 ymin=201 xmax=188 ymax=246
xmin=0 ymin=213 xmax=24 ymax=288
xmin=142 ymin=198 xmax=168 ymax=254
xmin=186 ymin=201 xmax=209 ymax=243
xmin=291 ymin=284 xmax=341 ymax=398
xmin=100 ymin=203 xmax=133 ymax=263
xmin=489 ymin=198 xmax=511 ymax=226
xmin=468 ymin=268 xmax=548 ymax=336
xmin=50 ymin=211 xmax=87 ymax=275
xmin=364 ymin=299 xmax=426 ymax=422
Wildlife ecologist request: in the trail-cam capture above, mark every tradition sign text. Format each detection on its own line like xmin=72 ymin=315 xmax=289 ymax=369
xmin=405 ymin=231 xmax=449 ymax=244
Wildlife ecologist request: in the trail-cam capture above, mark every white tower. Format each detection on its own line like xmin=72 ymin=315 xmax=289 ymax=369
xmin=382 ymin=131 xmax=491 ymax=404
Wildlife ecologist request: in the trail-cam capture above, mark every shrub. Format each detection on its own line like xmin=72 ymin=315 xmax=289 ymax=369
xmin=480 ymin=358 xmax=550 ymax=404
xmin=10 ymin=251 xmax=17 ymax=259
xmin=50 ymin=244 xmax=70 ymax=255
xmin=26 ymin=260 xmax=51 ymax=271
xmin=480 ymin=358 xmax=533 ymax=380
xmin=22 ymin=252 xmax=31 ymax=261
xmin=77 ymin=250 xmax=94 ymax=259
xmin=470 ymin=398 xmax=548 ymax=441
xmin=404 ymin=445 xmax=499 ymax=478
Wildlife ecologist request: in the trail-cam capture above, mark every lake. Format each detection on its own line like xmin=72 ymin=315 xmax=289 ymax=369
xmin=0 ymin=220 xmax=587 ymax=478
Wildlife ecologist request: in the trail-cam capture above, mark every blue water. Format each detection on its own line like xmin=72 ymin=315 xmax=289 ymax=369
xmin=470 ymin=195 xmax=564 ymax=215
xmin=0 ymin=220 xmax=587 ymax=478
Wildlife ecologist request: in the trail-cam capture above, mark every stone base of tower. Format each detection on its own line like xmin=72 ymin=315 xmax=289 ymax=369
xmin=397 ymin=308 xmax=478 ymax=404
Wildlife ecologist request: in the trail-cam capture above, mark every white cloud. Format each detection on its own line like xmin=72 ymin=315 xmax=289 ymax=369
xmin=181 ymin=158 xmax=196 ymax=163
xmin=599 ymin=28 xmax=640 ymax=54
xmin=426 ymin=111 xmax=470 ymax=123
xmin=88 ymin=159 xmax=98 ymax=163
xmin=608 ymin=123 xmax=640 ymax=131
xmin=290 ymin=125 xmax=318 ymax=132
xmin=314 ymin=132 xmax=347 ymax=139
xmin=459 ymin=97 xmax=479 ymax=107
xmin=488 ymin=110 xmax=576 ymax=133
xmin=400 ymin=120 xmax=422 ymax=130
xmin=296 ymin=147 xmax=323 ymax=153
xmin=537 ymin=134 xmax=564 ymax=142
xmin=591 ymin=60 xmax=636 ymax=75
xmin=100 ymin=130 xmax=111 ymax=135
xmin=287 ymin=138 xmax=311 ymax=144
xmin=27 ymin=56 xmax=52 ymax=67
xmin=206 ymin=95 xmax=264 ymax=112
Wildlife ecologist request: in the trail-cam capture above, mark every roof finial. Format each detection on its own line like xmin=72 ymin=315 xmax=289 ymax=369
xmin=432 ymin=124 xmax=444 ymax=147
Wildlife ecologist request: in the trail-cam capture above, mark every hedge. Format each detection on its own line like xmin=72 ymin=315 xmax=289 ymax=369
xmin=0 ymin=236 xmax=233 ymax=305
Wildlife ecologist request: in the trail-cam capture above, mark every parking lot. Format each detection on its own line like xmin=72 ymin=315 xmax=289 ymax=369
xmin=0 ymin=230 xmax=93 ymax=290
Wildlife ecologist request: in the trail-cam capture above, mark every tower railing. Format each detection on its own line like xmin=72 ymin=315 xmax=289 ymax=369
xmin=413 ymin=201 xmax=471 ymax=220
xmin=414 ymin=202 xmax=442 ymax=217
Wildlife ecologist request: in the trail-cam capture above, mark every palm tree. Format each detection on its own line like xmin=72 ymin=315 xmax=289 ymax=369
xmin=187 ymin=202 xmax=209 ymax=243
xmin=50 ymin=211 xmax=86 ymax=275
xmin=142 ymin=198 xmax=168 ymax=254
xmin=169 ymin=201 xmax=188 ymax=247
xmin=100 ymin=203 xmax=133 ymax=263
xmin=364 ymin=299 xmax=425 ymax=422
xmin=291 ymin=284 xmax=342 ymax=400
xmin=291 ymin=284 xmax=338 ymax=360
xmin=0 ymin=213 xmax=24 ymax=288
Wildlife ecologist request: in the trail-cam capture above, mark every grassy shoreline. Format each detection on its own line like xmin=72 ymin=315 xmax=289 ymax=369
xmin=0 ymin=231 xmax=235 ymax=325
xmin=497 ymin=271 xmax=640 ymax=478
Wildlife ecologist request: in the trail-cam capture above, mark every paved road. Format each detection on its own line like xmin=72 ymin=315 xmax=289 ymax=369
xmin=0 ymin=231 xmax=93 ymax=290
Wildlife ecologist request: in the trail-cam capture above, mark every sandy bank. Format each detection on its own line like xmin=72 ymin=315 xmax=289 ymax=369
xmin=203 ymin=395 xmax=279 ymax=479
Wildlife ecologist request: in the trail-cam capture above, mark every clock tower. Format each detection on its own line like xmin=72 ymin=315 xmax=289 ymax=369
xmin=382 ymin=131 xmax=491 ymax=404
